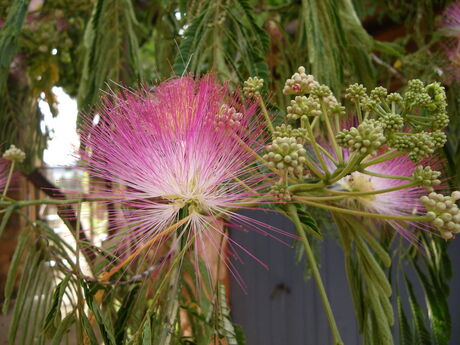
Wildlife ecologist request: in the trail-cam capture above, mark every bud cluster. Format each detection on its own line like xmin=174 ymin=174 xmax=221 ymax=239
xmin=388 ymin=131 xmax=445 ymax=162
xmin=336 ymin=120 xmax=386 ymax=155
xmin=403 ymin=80 xmax=449 ymax=130
xmin=286 ymin=95 xmax=321 ymax=120
xmin=378 ymin=112 xmax=404 ymax=132
xmin=370 ymin=86 xmax=388 ymax=101
xmin=3 ymin=145 xmax=26 ymax=163
xmin=420 ymin=191 xmax=460 ymax=240
xmin=243 ymin=77 xmax=264 ymax=98
xmin=270 ymin=181 xmax=292 ymax=201
xmin=412 ymin=166 xmax=441 ymax=190
xmin=273 ymin=124 xmax=307 ymax=143
xmin=283 ymin=66 xmax=319 ymax=95
xmin=345 ymin=83 xmax=368 ymax=104
xmin=214 ymin=104 xmax=243 ymax=131
xmin=386 ymin=92 xmax=403 ymax=105
xmin=310 ymin=85 xmax=342 ymax=113
xmin=263 ymin=137 xmax=307 ymax=176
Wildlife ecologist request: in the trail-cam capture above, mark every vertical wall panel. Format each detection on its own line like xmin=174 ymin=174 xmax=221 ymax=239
xmin=230 ymin=210 xmax=460 ymax=344
xmin=230 ymin=210 xmax=359 ymax=345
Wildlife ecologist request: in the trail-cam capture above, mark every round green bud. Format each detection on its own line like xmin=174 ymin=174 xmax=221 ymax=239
xmin=286 ymin=95 xmax=321 ymax=120
xmin=283 ymin=67 xmax=319 ymax=95
xmin=386 ymin=93 xmax=403 ymax=105
xmin=345 ymin=83 xmax=367 ymax=104
xmin=370 ymin=86 xmax=388 ymax=100
xmin=263 ymin=136 xmax=308 ymax=176
xmin=336 ymin=120 xmax=386 ymax=156
xmin=243 ymin=77 xmax=264 ymax=98
xmin=3 ymin=144 xmax=25 ymax=163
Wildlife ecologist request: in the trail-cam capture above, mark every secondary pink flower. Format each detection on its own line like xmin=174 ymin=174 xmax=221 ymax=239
xmin=440 ymin=1 xmax=460 ymax=83
xmin=79 ymin=76 xmax=285 ymax=283
xmin=441 ymin=1 xmax=460 ymax=36
xmin=330 ymin=151 xmax=444 ymax=241
xmin=0 ymin=158 xmax=10 ymax=192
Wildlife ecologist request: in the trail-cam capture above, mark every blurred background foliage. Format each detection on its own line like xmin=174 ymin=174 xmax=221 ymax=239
xmin=1 ymin=0 xmax=460 ymax=344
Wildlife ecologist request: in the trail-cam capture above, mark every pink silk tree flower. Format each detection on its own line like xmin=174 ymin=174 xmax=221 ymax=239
xmin=79 ymin=76 xmax=286 ymax=283
xmin=440 ymin=1 xmax=460 ymax=83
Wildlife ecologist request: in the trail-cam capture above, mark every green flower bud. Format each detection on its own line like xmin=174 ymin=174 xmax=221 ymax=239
xmin=243 ymin=77 xmax=264 ymax=98
xmin=412 ymin=165 xmax=441 ymax=190
xmin=271 ymin=181 xmax=291 ymax=201
xmin=273 ymin=124 xmax=308 ymax=143
xmin=336 ymin=120 xmax=386 ymax=156
xmin=389 ymin=132 xmax=435 ymax=162
xmin=214 ymin=104 xmax=243 ymax=131
xmin=378 ymin=113 xmax=404 ymax=132
xmin=386 ymin=93 xmax=403 ymax=105
xmin=345 ymin=83 xmax=368 ymax=104
xmin=361 ymin=98 xmax=378 ymax=112
xmin=263 ymin=137 xmax=307 ymax=176
xmin=311 ymin=85 xmax=333 ymax=99
xmin=329 ymin=103 xmax=346 ymax=116
xmin=3 ymin=144 xmax=25 ymax=163
xmin=283 ymin=67 xmax=319 ymax=95
xmin=370 ymin=86 xmax=388 ymax=101
xmin=420 ymin=191 xmax=460 ymax=239
xmin=407 ymin=79 xmax=425 ymax=94
xmin=286 ymin=95 xmax=321 ymax=120
xmin=430 ymin=130 xmax=447 ymax=149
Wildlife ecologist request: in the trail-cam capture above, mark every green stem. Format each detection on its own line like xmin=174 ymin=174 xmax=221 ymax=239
xmin=295 ymin=194 xmax=347 ymax=201
xmin=326 ymin=182 xmax=417 ymax=197
xmin=0 ymin=198 xmax=88 ymax=208
xmin=304 ymin=157 xmax=326 ymax=179
xmin=258 ymin=96 xmax=274 ymax=134
xmin=304 ymin=118 xmax=329 ymax=175
xmin=316 ymin=144 xmax=339 ymax=166
xmin=360 ymin=169 xmax=412 ymax=181
xmin=159 ymin=208 xmax=189 ymax=345
xmin=360 ymin=150 xmax=404 ymax=169
xmin=330 ymin=154 xmax=363 ymax=183
xmin=158 ymin=257 xmax=181 ymax=345
xmin=287 ymin=204 xmax=344 ymax=345
xmin=2 ymin=161 xmax=15 ymax=197
xmin=296 ymin=199 xmax=426 ymax=221
xmin=311 ymin=116 xmax=320 ymax=131
xmin=322 ymin=103 xmax=343 ymax=164
xmin=288 ymin=181 xmax=325 ymax=193
xmin=356 ymin=103 xmax=363 ymax=124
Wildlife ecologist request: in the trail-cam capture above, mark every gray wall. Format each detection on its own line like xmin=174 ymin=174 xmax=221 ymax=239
xmin=230 ymin=210 xmax=460 ymax=345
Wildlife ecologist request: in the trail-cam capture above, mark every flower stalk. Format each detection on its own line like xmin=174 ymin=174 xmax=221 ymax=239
xmin=2 ymin=161 xmax=14 ymax=197
xmin=287 ymin=204 xmax=344 ymax=345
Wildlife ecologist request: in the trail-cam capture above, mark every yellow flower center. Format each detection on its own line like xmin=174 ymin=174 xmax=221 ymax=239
xmin=340 ymin=172 xmax=376 ymax=209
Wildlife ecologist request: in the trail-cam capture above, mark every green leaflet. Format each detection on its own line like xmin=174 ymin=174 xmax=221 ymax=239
xmin=405 ymin=276 xmax=432 ymax=345
xmin=298 ymin=0 xmax=375 ymax=94
xmin=334 ymin=214 xmax=394 ymax=345
xmin=216 ymin=282 xmax=238 ymax=344
xmin=397 ymin=295 xmax=414 ymax=345
xmin=115 ymin=285 xmax=141 ymax=344
xmin=2 ymin=228 xmax=30 ymax=314
xmin=51 ymin=312 xmax=77 ymax=345
xmin=81 ymin=311 xmax=99 ymax=345
xmin=0 ymin=204 xmax=16 ymax=238
xmin=82 ymin=282 xmax=117 ymax=345
xmin=142 ymin=318 xmax=152 ymax=345
xmin=0 ymin=0 xmax=30 ymax=94
xmin=173 ymin=0 xmax=269 ymax=83
xmin=77 ymin=0 xmax=142 ymax=115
